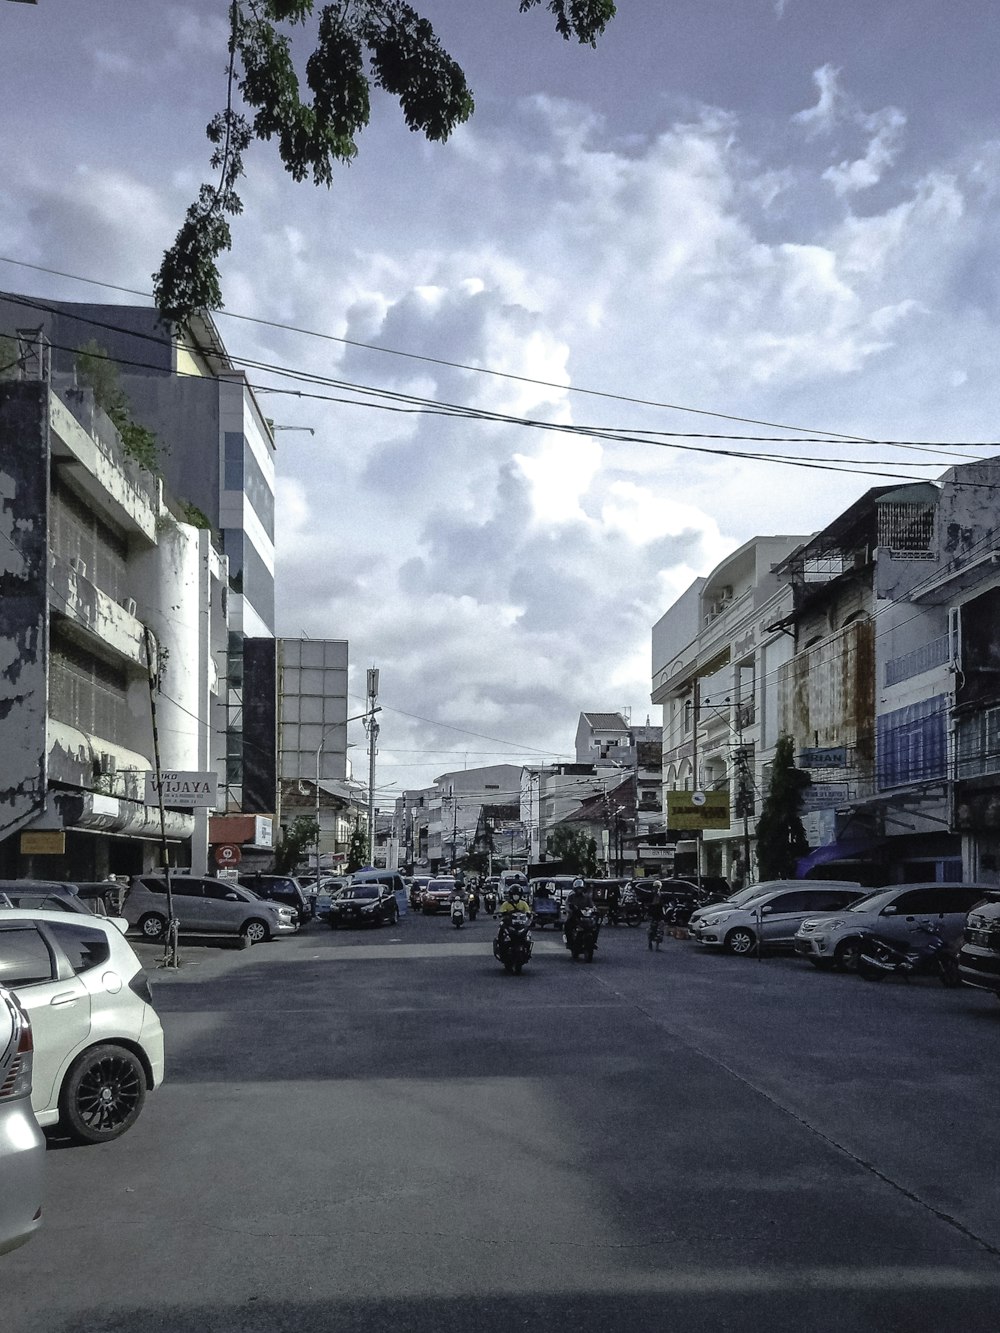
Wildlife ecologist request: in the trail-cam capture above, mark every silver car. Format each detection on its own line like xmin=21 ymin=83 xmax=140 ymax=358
xmin=794 ymin=882 xmax=991 ymax=972
xmin=690 ymin=882 xmax=865 ymax=956
xmin=125 ymin=876 xmax=297 ymax=944
xmin=0 ymin=986 xmax=45 ymax=1255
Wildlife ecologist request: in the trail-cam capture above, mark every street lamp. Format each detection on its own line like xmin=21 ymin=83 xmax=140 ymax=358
xmin=314 ymin=708 xmax=379 ymax=885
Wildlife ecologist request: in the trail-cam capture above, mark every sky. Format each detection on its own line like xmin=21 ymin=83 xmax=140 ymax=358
xmin=2 ymin=1 xmax=1000 ymax=797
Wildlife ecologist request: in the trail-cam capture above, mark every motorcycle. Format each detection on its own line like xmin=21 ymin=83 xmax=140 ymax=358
xmin=565 ymin=907 xmax=600 ymax=963
xmin=484 ymin=890 xmax=497 ymax=915
xmin=857 ymin=922 xmax=961 ymax=987
xmin=450 ymin=897 xmax=466 ymax=929
xmin=467 ymin=890 xmax=480 ymax=922
xmin=493 ymin=910 xmax=533 ymax=974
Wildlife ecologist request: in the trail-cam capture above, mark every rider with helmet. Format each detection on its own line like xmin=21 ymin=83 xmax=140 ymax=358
xmin=564 ymin=877 xmax=592 ymax=948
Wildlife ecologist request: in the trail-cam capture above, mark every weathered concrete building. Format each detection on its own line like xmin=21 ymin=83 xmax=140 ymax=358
xmin=0 ymin=357 xmax=227 ymax=878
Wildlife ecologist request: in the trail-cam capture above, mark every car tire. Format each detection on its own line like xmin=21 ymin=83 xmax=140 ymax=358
xmin=834 ymin=938 xmax=863 ymax=973
xmin=724 ymin=926 xmax=756 ymax=956
xmin=59 ymin=1044 xmax=147 ymax=1145
xmin=138 ymin=913 xmax=167 ymax=941
xmin=241 ymin=918 xmax=270 ymax=945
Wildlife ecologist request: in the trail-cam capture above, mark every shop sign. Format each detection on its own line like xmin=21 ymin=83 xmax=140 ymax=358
xmin=666 ymin=790 xmax=731 ymax=830
xmin=145 ymin=771 xmax=218 ymax=808
xmin=20 ymin=830 xmax=66 ymax=855
xmin=799 ymin=746 xmax=848 ymax=769
xmin=214 ymin=844 xmax=242 ymax=867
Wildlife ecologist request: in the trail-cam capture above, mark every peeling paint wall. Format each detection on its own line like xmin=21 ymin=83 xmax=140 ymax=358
xmin=0 ymin=383 xmax=49 ymax=838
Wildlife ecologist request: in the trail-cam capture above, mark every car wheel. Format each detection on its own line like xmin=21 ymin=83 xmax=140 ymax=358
xmin=724 ymin=926 xmax=756 ymax=956
xmin=834 ymin=938 xmax=863 ymax=973
xmin=241 ymin=918 xmax=270 ymax=945
xmin=138 ymin=913 xmax=167 ymax=941
xmin=59 ymin=1044 xmax=147 ymax=1144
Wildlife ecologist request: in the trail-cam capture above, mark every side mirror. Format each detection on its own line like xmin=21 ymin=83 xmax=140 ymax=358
xmin=881 ymin=905 xmax=898 ymax=916
xmin=226 ymin=892 xmax=239 ymax=901
xmin=760 ymin=905 xmax=772 ymax=915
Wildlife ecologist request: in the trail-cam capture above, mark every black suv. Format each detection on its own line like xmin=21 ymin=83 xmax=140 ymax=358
xmin=239 ymin=875 xmax=313 ymax=923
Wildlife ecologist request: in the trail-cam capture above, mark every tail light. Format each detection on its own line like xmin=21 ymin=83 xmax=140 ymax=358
xmin=128 ymin=971 xmax=154 ymax=1005
xmin=0 ymin=1006 xmax=34 ymax=1102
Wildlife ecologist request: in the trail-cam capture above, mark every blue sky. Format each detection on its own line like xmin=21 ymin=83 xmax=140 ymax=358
xmin=2 ymin=2 xmax=999 ymax=790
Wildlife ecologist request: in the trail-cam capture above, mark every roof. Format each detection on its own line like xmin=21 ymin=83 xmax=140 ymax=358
xmin=581 ymin=712 xmax=629 ymax=730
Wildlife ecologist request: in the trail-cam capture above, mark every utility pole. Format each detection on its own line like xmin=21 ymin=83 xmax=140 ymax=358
xmin=143 ymin=627 xmax=178 ymax=969
xmin=366 ymin=667 xmax=379 ymax=865
xmin=691 ymin=677 xmax=702 ymax=890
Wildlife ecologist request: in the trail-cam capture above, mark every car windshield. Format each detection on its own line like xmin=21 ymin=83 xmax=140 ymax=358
xmin=342 ymin=887 xmax=379 ymax=900
xmin=846 ymin=889 xmax=902 ymax=913
xmin=432 ymin=881 xmax=456 ymax=891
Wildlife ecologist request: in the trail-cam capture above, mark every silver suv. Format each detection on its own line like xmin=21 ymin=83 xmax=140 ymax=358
xmin=125 ymin=876 xmax=297 ymax=945
xmin=793 ymin=882 xmax=990 ymax=972
xmin=690 ymin=882 xmax=864 ymax=956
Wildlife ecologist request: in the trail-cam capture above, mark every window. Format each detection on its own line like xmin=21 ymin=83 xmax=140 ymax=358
xmin=47 ymin=922 xmax=111 ymax=975
xmin=806 ymin=890 xmax=860 ymax=913
xmin=0 ymin=926 xmax=54 ymax=986
xmin=877 ymin=501 xmax=935 ymax=556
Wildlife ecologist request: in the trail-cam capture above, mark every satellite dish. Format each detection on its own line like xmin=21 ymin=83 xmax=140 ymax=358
xmin=691 ymin=791 xmax=707 ymax=807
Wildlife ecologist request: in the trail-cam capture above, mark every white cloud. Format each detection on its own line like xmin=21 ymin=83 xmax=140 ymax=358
xmin=792 ymin=64 xmax=843 ymax=134
xmin=824 ymin=106 xmax=907 ymax=196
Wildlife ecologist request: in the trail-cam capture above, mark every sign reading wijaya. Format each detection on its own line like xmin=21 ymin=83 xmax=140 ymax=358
xmin=666 ymin=790 xmax=731 ymax=830
xmin=145 ymin=771 xmax=218 ymax=809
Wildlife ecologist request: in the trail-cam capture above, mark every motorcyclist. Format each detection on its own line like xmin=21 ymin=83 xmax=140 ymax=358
xmin=647 ymin=885 xmax=667 ymax=950
xmin=498 ymin=885 xmax=530 ymax=916
xmin=564 ymin=878 xmax=593 ymax=949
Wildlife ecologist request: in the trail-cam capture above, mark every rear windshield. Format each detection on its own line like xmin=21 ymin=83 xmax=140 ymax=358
xmin=342 ymin=887 xmax=379 ymax=900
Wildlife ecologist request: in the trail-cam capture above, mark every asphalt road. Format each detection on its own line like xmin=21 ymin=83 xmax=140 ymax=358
xmin=6 ymin=907 xmax=1000 ymax=1332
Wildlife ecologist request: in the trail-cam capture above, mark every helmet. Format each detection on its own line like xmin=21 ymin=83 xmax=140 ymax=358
xmin=652 ymin=880 xmax=663 ymax=891
xmin=572 ymin=878 xmax=584 ymax=890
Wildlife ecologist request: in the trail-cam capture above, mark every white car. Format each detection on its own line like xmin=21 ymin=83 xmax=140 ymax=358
xmin=0 ymin=910 xmax=165 ymax=1144
xmin=0 ymin=987 xmax=45 ymax=1255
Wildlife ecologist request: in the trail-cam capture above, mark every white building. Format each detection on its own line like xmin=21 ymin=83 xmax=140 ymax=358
xmin=0 ymin=348 xmax=227 ymax=879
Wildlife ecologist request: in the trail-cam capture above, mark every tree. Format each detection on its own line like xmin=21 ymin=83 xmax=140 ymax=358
xmin=345 ymin=819 xmax=369 ymax=873
xmin=153 ymin=0 xmax=616 ymax=324
xmin=74 ymin=341 xmax=161 ymax=472
xmin=545 ymin=825 xmax=597 ymax=875
xmin=273 ymin=814 xmax=318 ymax=873
xmin=754 ymin=735 xmax=809 ymax=881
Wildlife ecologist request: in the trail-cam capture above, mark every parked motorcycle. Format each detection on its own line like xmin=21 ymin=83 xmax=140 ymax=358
xmin=857 ymin=923 xmax=961 ymax=987
xmin=494 ymin=910 xmax=533 ymax=974
xmin=565 ymin=906 xmax=600 ymax=962
xmin=451 ymin=897 xmax=466 ymax=929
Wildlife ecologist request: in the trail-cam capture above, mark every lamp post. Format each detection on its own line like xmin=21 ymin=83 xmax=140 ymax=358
xmin=315 ymin=707 xmax=379 ymax=885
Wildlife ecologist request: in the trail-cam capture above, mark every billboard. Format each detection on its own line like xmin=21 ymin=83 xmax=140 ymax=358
xmin=666 ymin=790 xmax=730 ymax=830
xmin=145 ymin=771 xmax=218 ymax=808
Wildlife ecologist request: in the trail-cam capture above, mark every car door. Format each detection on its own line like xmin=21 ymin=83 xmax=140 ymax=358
xmin=876 ymin=888 xmax=937 ymax=943
xmin=0 ymin=921 xmax=92 ymax=1116
xmin=201 ymin=880 xmax=244 ymax=931
xmin=912 ymin=886 xmax=987 ymax=941
xmin=757 ymin=891 xmax=823 ymax=945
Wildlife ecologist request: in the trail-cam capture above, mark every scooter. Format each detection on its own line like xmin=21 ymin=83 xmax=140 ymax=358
xmin=483 ymin=890 xmax=497 ymax=915
xmin=493 ymin=910 xmax=532 ymax=974
xmin=857 ymin=922 xmax=960 ymax=986
xmin=565 ymin=907 xmax=600 ymax=963
xmin=451 ymin=897 xmax=466 ymax=929
xmin=467 ymin=890 xmax=480 ymax=922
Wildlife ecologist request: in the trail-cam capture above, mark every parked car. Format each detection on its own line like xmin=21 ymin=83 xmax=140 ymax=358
xmin=0 ymin=879 xmax=128 ymax=934
xmin=687 ymin=883 xmax=786 ymax=930
xmin=327 ymin=882 xmax=400 ymax=929
xmin=0 ymin=986 xmax=45 ymax=1254
xmin=691 ymin=882 xmax=865 ymax=955
xmin=421 ymin=878 xmax=459 ymax=914
xmin=0 ymin=910 xmax=165 ymax=1143
xmin=125 ymin=876 xmax=297 ymax=944
xmin=239 ymin=874 xmax=313 ymax=923
xmin=957 ymin=893 xmax=1000 ymax=997
xmin=794 ymin=882 xmax=991 ymax=972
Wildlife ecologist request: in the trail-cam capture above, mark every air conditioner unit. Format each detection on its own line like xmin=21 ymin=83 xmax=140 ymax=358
xmin=69 ymin=557 xmax=87 ymax=578
xmin=123 ymin=597 xmax=137 ymax=617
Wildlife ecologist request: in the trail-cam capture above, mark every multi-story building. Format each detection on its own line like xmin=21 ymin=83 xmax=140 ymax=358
xmin=777 ymin=464 xmax=1000 ymax=883
xmin=427 ymin=765 xmax=522 ymax=870
xmin=650 ymin=535 xmax=806 ymax=884
xmin=0 ymin=343 xmax=227 ymax=878
xmin=0 ymin=293 xmax=277 ymax=813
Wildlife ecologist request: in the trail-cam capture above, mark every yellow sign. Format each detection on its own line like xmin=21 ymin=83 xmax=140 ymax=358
xmin=666 ymin=791 xmax=730 ymax=831
xmin=20 ymin=830 xmax=66 ymax=855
